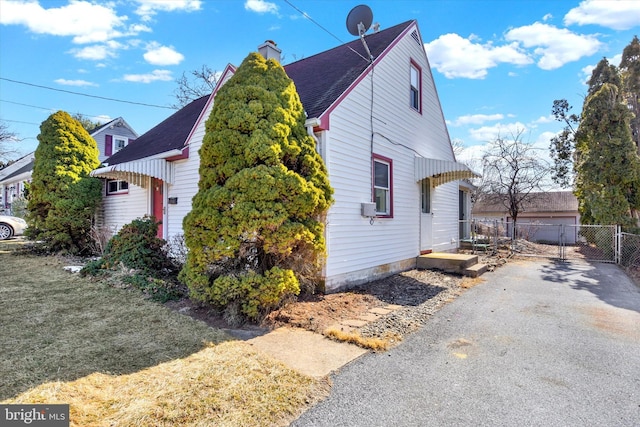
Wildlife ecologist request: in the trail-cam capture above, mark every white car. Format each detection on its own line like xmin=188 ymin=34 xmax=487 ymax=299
xmin=0 ymin=215 xmax=27 ymax=240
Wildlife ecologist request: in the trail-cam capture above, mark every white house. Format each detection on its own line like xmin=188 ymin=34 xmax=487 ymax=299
xmin=0 ymin=117 xmax=138 ymax=214
xmin=90 ymin=20 xmax=478 ymax=291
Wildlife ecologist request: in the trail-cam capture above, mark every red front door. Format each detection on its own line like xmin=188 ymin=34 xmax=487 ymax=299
xmin=152 ymin=179 xmax=164 ymax=238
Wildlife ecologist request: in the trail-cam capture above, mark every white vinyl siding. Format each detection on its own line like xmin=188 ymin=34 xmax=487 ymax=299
xmin=322 ymin=23 xmax=459 ymax=289
xmin=165 ymin=101 xmax=212 ymax=240
xmin=100 ymin=183 xmax=148 ymax=234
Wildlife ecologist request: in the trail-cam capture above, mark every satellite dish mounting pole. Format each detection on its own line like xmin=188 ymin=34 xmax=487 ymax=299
xmin=346 ymin=4 xmax=374 ymax=62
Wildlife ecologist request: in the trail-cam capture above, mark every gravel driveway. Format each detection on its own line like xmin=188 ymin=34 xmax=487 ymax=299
xmin=292 ymin=259 xmax=640 ymax=426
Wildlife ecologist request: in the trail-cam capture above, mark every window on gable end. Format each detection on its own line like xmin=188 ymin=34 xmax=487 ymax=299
xmin=410 ymin=60 xmax=422 ymax=113
xmin=373 ymin=155 xmax=393 ymax=217
xmin=112 ymin=136 xmax=128 ymax=154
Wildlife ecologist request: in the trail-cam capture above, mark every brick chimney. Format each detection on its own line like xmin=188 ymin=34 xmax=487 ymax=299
xmin=258 ymin=40 xmax=281 ymax=63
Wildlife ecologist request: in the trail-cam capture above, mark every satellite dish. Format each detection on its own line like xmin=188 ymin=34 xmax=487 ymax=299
xmin=346 ymin=4 xmax=373 ymax=36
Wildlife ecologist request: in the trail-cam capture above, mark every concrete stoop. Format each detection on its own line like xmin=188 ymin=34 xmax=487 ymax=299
xmin=417 ymin=253 xmax=488 ymax=278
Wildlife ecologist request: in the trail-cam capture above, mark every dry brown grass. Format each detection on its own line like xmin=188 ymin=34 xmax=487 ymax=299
xmin=6 ymin=342 xmax=330 ymax=427
xmin=323 ymin=328 xmax=390 ymax=351
xmin=0 ymin=241 xmax=329 ymax=426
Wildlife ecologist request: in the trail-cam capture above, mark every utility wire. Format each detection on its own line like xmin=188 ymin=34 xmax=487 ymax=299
xmin=2 ymin=118 xmax=40 ymax=126
xmin=282 ymin=0 xmax=345 ymax=44
xmin=1 ymin=99 xmax=105 ymax=120
xmin=1 ymin=99 xmax=53 ymax=112
xmin=281 ymin=0 xmax=371 ymax=63
xmin=0 ymin=77 xmax=177 ymax=110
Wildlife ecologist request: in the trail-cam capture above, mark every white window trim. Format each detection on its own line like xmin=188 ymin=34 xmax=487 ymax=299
xmin=106 ymin=179 xmax=129 ymax=195
xmin=112 ymin=135 xmax=128 ymax=154
xmin=373 ymin=155 xmax=392 ymax=217
xmin=410 ymin=61 xmax=422 ymax=113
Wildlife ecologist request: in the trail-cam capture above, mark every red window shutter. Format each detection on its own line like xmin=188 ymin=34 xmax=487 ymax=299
xmin=105 ymin=135 xmax=113 ymax=156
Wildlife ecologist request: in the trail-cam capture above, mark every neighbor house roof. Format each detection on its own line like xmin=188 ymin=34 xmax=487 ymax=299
xmin=90 ymin=117 xmax=139 ymax=138
xmin=104 ymin=95 xmax=210 ymax=165
xmin=0 ymin=160 xmax=34 ymax=182
xmin=102 ymin=21 xmax=415 ymax=166
xmin=473 ymin=191 xmax=579 ymax=214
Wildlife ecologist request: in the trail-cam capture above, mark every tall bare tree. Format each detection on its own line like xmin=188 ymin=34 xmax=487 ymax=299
xmin=172 ymin=65 xmax=220 ymax=108
xmin=479 ymin=129 xmax=550 ymax=233
xmin=0 ymin=120 xmax=19 ymax=167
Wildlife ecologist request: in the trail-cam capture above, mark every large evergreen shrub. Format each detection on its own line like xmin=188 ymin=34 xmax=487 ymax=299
xmin=180 ymin=52 xmax=333 ymax=322
xmin=26 ymin=111 xmax=102 ymax=253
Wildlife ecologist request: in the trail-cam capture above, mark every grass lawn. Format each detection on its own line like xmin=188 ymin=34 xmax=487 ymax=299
xmin=0 ymin=240 xmax=328 ymax=426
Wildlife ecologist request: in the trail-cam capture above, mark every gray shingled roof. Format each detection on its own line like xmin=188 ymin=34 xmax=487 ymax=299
xmin=104 ymin=20 xmax=414 ymax=166
xmin=0 ymin=160 xmax=34 ymax=181
xmin=473 ymin=191 xmax=579 ymax=214
xmin=104 ymin=95 xmax=210 ymax=165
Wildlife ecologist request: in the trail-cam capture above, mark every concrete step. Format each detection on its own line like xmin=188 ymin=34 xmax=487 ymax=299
xmin=464 ymin=263 xmax=488 ymax=278
xmin=416 ymin=253 xmax=479 ymax=274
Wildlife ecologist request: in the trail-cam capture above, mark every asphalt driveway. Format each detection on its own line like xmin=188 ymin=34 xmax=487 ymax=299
xmin=292 ymin=259 xmax=640 ymax=427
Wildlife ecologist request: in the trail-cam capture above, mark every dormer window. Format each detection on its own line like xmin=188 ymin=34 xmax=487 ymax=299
xmin=113 ymin=136 xmax=127 ymax=153
xmin=410 ymin=61 xmax=422 ymax=113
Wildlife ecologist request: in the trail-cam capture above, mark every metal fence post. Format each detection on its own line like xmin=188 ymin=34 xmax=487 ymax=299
xmin=616 ymin=225 xmax=621 ymax=264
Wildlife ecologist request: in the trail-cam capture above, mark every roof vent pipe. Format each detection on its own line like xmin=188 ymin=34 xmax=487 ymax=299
xmin=258 ymin=40 xmax=282 ymax=63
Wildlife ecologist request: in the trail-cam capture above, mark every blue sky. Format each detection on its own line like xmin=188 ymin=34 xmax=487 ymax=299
xmin=1 ymin=0 xmax=639 ymax=166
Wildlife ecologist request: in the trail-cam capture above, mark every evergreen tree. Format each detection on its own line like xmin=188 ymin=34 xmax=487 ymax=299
xmin=550 ymin=38 xmax=640 ymax=230
xmin=575 ymin=80 xmax=640 ymax=230
xmin=180 ymin=53 xmax=333 ymax=322
xmin=26 ymin=111 xmax=102 ymax=252
xmin=620 ymin=35 xmax=640 ymax=152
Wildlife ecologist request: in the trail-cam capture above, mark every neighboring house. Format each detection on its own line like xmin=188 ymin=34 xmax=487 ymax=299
xmin=472 ymin=191 xmax=580 ymax=244
xmin=90 ymin=20 xmax=478 ymax=291
xmin=0 ymin=117 xmax=138 ymax=214
xmin=91 ymin=117 xmax=139 ymax=163
xmin=0 ymin=153 xmax=34 ymax=214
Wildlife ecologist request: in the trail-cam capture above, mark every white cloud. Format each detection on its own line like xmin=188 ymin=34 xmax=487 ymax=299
xmin=71 ymin=40 xmax=125 ymax=61
xmin=532 ymin=115 xmax=554 ymax=124
xmin=92 ymin=115 xmax=113 ymax=124
xmin=469 ymin=122 xmax=529 ymax=142
xmin=608 ymin=53 xmax=623 ymax=67
xmin=54 ymin=78 xmax=98 ymax=87
xmin=451 ymin=114 xmax=505 ymax=127
xmin=564 ymin=0 xmax=640 ymax=30
xmin=424 ymin=34 xmax=532 ymax=79
xmin=143 ymin=43 xmax=184 ymax=65
xmin=505 ymin=23 xmax=602 ymax=70
xmin=542 ymin=13 xmax=553 ymax=22
xmin=123 ymin=69 xmax=173 ymax=83
xmin=0 ymin=0 xmax=126 ymax=44
xmin=135 ymin=0 xmax=202 ymax=21
xmin=244 ymin=0 xmax=278 ymax=14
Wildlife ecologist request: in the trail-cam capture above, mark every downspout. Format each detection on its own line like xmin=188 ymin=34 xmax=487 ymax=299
xmin=305 ymin=117 xmax=322 ymax=156
xmin=304 ymin=117 xmax=327 ymax=286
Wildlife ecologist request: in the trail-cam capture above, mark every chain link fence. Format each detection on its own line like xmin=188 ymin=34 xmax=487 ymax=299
xmin=461 ymin=219 xmax=639 ymax=267
xmin=620 ymin=232 xmax=640 ymax=269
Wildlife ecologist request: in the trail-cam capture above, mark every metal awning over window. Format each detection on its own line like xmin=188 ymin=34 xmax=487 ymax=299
xmin=90 ymin=159 xmax=174 ymax=188
xmin=414 ymin=157 xmax=480 ymax=186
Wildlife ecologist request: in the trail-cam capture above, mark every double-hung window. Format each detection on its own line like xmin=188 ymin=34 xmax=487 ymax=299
xmin=107 ymin=179 xmax=129 ymax=195
xmin=373 ymin=155 xmax=392 ymax=217
xmin=113 ymin=136 xmax=127 ymax=154
xmin=410 ymin=61 xmax=422 ymax=112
